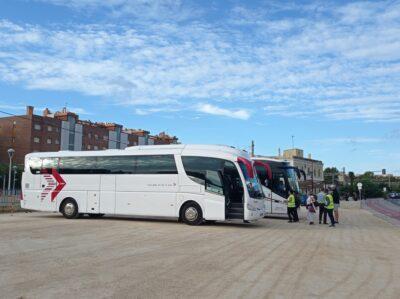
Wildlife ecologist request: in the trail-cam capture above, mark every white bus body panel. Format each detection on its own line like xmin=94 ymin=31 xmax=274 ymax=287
xmin=115 ymin=174 xmax=178 ymax=217
xmin=262 ymin=186 xmax=287 ymax=216
xmin=21 ymin=144 xmax=265 ymax=222
xmin=99 ymin=175 xmax=116 ymax=214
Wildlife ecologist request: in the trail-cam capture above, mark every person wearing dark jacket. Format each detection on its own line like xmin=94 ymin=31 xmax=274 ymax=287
xmin=333 ymin=186 xmax=340 ymax=224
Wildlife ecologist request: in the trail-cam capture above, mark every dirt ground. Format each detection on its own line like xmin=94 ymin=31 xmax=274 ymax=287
xmin=1 ymin=202 xmax=400 ymax=299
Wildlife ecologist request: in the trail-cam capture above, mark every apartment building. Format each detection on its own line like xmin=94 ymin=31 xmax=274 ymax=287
xmin=282 ymin=148 xmax=324 ymax=193
xmin=0 ymin=106 xmax=178 ymax=165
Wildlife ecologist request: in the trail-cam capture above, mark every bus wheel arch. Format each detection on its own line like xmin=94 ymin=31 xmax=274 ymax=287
xmin=179 ymin=201 xmax=204 ymax=225
xmin=59 ymin=197 xmax=80 ymax=219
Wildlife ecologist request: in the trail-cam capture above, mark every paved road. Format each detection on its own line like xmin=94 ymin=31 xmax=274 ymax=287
xmin=1 ymin=202 xmax=400 ymax=299
xmin=366 ymin=198 xmax=400 ymax=224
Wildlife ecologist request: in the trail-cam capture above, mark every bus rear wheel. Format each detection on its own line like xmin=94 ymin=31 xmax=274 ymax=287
xmin=61 ymin=199 xmax=79 ymax=219
xmin=181 ymin=202 xmax=203 ymax=225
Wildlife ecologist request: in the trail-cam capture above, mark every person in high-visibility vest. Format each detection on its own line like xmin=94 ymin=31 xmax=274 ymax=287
xmin=325 ymin=191 xmax=335 ymax=227
xmin=287 ymin=190 xmax=299 ymax=223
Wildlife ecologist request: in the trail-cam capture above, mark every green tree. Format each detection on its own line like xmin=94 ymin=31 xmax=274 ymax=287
xmin=324 ymin=167 xmax=339 ymax=184
xmin=348 ymin=171 xmax=356 ymax=195
xmin=353 ymin=173 xmax=383 ymax=198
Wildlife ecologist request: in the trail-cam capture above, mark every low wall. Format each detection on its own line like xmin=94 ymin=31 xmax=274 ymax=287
xmin=0 ymin=194 xmax=24 ymax=213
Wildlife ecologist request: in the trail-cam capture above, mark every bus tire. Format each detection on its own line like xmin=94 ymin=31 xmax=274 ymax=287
xmin=88 ymin=214 xmax=105 ymax=218
xmin=61 ymin=198 xmax=79 ymax=219
xmin=181 ymin=202 xmax=203 ymax=225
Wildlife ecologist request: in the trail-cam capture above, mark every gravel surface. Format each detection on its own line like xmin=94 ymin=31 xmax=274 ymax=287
xmin=1 ymin=202 xmax=400 ymax=299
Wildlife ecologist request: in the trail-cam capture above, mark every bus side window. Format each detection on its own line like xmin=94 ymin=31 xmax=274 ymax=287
xmin=182 ymin=156 xmax=225 ymax=195
xmin=205 ymin=170 xmax=224 ymax=195
xmin=28 ymin=157 xmax=42 ymax=174
xmin=41 ymin=157 xmax=58 ymax=174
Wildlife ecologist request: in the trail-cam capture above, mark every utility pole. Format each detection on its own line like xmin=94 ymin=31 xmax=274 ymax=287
xmin=311 ymin=161 xmax=314 ymax=193
xmin=251 ymin=140 xmax=255 ymax=157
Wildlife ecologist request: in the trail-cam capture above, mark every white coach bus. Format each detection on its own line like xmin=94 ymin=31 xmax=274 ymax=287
xmin=252 ymin=157 xmax=302 ymax=217
xmin=21 ymin=144 xmax=265 ymax=225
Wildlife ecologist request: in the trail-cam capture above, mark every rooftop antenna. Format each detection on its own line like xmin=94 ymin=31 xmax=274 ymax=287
xmin=251 ymin=140 xmax=255 ymax=157
xmin=291 ymin=135 xmax=295 ymax=149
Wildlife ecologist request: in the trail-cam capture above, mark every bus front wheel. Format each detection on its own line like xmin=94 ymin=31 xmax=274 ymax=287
xmin=181 ymin=202 xmax=203 ymax=225
xmin=61 ymin=198 xmax=79 ymax=219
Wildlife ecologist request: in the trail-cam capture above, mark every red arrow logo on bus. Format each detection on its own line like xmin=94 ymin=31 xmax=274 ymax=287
xmin=51 ymin=168 xmax=66 ymax=201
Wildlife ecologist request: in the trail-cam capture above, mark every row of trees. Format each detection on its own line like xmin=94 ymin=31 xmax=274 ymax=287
xmin=324 ymin=167 xmax=400 ymax=198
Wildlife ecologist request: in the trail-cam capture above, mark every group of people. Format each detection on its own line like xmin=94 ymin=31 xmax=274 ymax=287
xmin=286 ymin=187 xmax=340 ymax=227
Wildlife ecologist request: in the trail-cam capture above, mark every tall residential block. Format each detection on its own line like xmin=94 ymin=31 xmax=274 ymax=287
xmin=0 ymin=106 xmax=178 ymax=165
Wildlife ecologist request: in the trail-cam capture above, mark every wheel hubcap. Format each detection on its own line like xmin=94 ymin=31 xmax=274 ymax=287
xmin=64 ymin=203 xmax=75 ymax=216
xmin=185 ymin=207 xmax=198 ymax=222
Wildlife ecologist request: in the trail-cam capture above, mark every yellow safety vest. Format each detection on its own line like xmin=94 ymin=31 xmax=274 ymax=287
xmin=326 ymin=194 xmax=334 ymax=210
xmin=287 ymin=194 xmax=296 ymax=208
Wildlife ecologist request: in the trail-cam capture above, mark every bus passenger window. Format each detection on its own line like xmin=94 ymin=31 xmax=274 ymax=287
xmin=28 ymin=157 xmax=42 ymax=174
xmin=205 ymin=170 xmax=224 ymax=195
xmin=41 ymin=157 xmax=58 ymax=174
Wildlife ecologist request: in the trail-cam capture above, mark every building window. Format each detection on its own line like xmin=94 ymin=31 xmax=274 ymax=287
xmin=94 ymin=146 xmax=98 ymax=150
xmin=47 ymin=126 xmax=52 ymax=132
xmin=103 ymin=135 xmax=108 ymax=141
xmin=103 ymin=147 xmax=107 ymax=150
xmin=47 ymin=138 xmax=52 ymax=144
xmin=55 ymin=139 xmax=60 ymax=145
xmin=88 ymin=133 xmax=92 ymax=139
xmin=95 ymin=134 xmax=99 ymax=140
xmin=55 ymin=127 xmax=59 ymax=132
xmin=87 ymin=145 xmax=91 ymax=150
xmin=34 ymin=137 xmax=40 ymax=143
xmin=34 ymin=124 xmax=41 ymax=130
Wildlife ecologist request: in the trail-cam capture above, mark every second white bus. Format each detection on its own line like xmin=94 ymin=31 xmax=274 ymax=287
xmin=21 ymin=144 xmax=265 ymax=225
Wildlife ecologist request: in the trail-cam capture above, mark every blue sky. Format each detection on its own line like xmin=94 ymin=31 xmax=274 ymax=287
xmin=0 ymin=0 xmax=399 ymax=174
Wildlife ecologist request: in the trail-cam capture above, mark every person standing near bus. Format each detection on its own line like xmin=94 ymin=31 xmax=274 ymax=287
xmin=325 ymin=190 xmax=335 ymax=227
xmin=332 ymin=186 xmax=340 ymax=224
xmin=306 ymin=194 xmax=317 ymax=225
xmin=317 ymin=189 xmax=327 ymax=224
xmin=287 ymin=190 xmax=298 ymax=223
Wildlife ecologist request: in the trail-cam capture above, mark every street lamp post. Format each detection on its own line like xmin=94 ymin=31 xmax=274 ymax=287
xmin=12 ymin=165 xmax=17 ymax=195
xmin=7 ymin=148 xmax=15 ymax=196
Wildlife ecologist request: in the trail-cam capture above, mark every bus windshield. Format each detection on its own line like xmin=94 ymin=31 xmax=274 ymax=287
xmin=238 ymin=161 xmax=264 ymax=199
xmin=285 ymin=168 xmax=300 ymax=194
xmin=256 ymin=160 xmax=300 ymax=198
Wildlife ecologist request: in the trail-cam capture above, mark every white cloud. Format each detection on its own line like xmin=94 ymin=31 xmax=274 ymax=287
xmin=196 ymin=103 xmax=250 ymax=120
xmin=0 ymin=1 xmax=399 ymax=121
xmin=34 ymin=0 xmax=198 ymax=21
xmin=134 ymin=106 xmax=181 ymax=115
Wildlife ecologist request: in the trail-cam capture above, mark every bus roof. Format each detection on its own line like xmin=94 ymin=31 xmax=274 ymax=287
xmin=25 ymin=144 xmax=251 ymax=162
xmin=252 ymin=156 xmax=290 ymax=164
